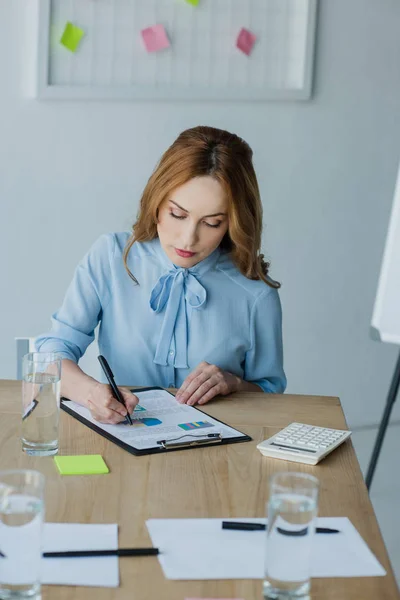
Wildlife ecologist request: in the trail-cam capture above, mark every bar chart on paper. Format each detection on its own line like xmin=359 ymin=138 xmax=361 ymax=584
xmin=37 ymin=0 xmax=317 ymax=100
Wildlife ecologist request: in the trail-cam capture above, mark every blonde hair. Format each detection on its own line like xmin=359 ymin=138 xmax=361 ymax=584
xmin=123 ymin=125 xmax=280 ymax=288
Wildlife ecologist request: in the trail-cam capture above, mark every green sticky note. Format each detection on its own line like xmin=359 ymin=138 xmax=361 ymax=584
xmin=185 ymin=0 xmax=200 ymax=6
xmin=54 ymin=455 xmax=109 ymax=475
xmin=60 ymin=22 xmax=85 ymax=53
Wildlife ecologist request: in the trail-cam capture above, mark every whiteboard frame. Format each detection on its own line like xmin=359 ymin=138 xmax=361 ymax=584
xmin=36 ymin=0 xmax=318 ymax=101
xmin=371 ymin=162 xmax=400 ymax=346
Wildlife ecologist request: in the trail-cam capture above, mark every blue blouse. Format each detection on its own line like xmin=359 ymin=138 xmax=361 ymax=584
xmin=36 ymin=233 xmax=286 ymax=393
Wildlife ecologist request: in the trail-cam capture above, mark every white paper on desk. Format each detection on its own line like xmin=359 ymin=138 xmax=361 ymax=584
xmin=146 ymin=517 xmax=386 ymax=580
xmin=62 ymin=389 xmax=245 ymax=452
xmin=41 ymin=523 xmax=119 ymax=587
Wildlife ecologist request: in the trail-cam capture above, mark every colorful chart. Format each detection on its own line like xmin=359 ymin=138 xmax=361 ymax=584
xmin=132 ymin=418 xmax=162 ymax=427
xmin=178 ymin=421 xmax=213 ymax=431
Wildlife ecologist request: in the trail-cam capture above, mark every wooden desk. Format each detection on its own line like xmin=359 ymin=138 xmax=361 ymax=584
xmin=0 ymin=380 xmax=398 ymax=600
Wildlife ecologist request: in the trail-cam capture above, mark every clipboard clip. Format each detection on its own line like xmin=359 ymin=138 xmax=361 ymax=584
xmin=157 ymin=432 xmax=222 ymax=450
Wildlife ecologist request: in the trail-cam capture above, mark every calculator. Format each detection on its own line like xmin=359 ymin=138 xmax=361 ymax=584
xmin=256 ymin=423 xmax=351 ymax=465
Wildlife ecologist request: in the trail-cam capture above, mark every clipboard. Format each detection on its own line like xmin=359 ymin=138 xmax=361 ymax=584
xmin=61 ymin=386 xmax=252 ymax=456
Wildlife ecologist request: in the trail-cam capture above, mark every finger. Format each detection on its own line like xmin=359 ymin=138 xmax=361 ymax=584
xmin=182 ymin=364 xmax=220 ymax=404
xmin=176 ymin=362 xmax=210 ymax=400
xmin=92 ymin=387 xmax=128 ymax=418
xmin=101 ymin=390 xmax=129 ymax=417
xmin=88 ymin=400 xmax=126 ymax=424
xmin=196 ymin=384 xmax=222 ymax=405
xmin=186 ymin=376 xmax=220 ymax=406
xmin=178 ymin=371 xmax=213 ymax=404
xmin=119 ymin=388 xmax=139 ymax=414
xmin=176 ymin=371 xmax=202 ymax=401
xmin=87 ymin=383 xmax=127 ymax=419
xmin=106 ymin=399 xmax=129 ymax=417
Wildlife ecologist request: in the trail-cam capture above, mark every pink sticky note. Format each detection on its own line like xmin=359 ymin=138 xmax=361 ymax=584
xmin=236 ymin=27 xmax=256 ymax=56
xmin=141 ymin=24 xmax=170 ymax=53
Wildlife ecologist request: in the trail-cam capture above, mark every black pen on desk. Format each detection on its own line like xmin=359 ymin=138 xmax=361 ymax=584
xmin=43 ymin=547 xmax=159 ymax=558
xmin=97 ymin=355 xmax=133 ymax=426
xmin=222 ymin=521 xmax=340 ymax=534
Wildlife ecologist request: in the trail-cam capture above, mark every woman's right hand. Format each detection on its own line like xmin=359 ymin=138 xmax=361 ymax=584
xmin=86 ymin=382 xmax=138 ymax=424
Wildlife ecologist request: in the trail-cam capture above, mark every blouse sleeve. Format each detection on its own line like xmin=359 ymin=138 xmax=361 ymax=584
xmin=243 ymin=287 xmax=287 ymax=393
xmin=35 ymin=234 xmax=115 ymax=363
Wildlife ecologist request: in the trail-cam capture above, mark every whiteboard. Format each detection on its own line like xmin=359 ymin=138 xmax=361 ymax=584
xmin=36 ymin=0 xmax=317 ymax=101
xmin=371 ymin=161 xmax=400 ymax=345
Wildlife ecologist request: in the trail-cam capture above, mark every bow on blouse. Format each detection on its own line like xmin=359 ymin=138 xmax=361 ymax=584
xmin=149 ymin=268 xmax=207 ymax=368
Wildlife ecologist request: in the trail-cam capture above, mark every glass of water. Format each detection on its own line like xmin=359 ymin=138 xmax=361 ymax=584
xmin=264 ymin=472 xmax=319 ymax=600
xmin=0 ymin=470 xmax=45 ymax=599
xmin=22 ymin=352 xmax=61 ymax=456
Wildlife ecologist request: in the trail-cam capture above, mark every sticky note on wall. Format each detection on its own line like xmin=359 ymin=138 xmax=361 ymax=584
xmin=185 ymin=0 xmax=200 ymax=6
xmin=141 ymin=24 xmax=170 ymax=53
xmin=236 ymin=27 xmax=257 ymax=56
xmin=60 ymin=22 xmax=85 ymax=53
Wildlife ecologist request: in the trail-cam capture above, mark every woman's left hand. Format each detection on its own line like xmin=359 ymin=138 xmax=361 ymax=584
xmin=175 ymin=361 xmax=241 ymax=406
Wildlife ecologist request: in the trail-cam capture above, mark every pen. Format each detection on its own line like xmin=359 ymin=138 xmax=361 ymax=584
xmin=222 ymin=521 xmax=340 ymax=534
xmin=22 ymin=399 xmax=38 ymax=421
xmin=42 ymin=547 xmax=160 ymax=558
xmin=98 ymin=355 xmax=133 ymax=426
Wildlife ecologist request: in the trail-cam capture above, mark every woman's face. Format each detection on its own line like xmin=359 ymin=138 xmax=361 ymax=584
xmin=157 ymin=176 xmax=229 ymax=268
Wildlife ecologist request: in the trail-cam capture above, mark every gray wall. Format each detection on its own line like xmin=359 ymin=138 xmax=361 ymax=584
xmin=1 ymin=0 xmax=400 ymax=427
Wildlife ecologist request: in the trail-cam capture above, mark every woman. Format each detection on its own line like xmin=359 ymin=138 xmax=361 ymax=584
xmin=36 ymin=126 xmax=286 ymax=424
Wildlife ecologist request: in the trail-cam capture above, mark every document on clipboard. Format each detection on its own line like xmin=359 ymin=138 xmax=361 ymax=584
xmin=61 ymin=387 xmax=251 ymax=455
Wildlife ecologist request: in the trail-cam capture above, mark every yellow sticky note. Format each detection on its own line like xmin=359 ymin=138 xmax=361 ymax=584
xmin=185 ymin=0 xmax=200 ymax=6
xmin=60 ymin=22 xmax=85 ymax=53
xmin=54 ymin=455 xmax=109 ymax=475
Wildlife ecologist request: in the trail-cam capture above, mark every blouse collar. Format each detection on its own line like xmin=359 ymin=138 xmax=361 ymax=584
xmin=149 ymin=238 xmax=221 ymax=368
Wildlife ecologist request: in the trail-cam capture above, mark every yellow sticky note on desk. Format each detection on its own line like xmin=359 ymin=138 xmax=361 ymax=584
xmin=60 ymin=22 xmax=85 ymax=53
xmin=54 ymin=455 xmax=109 ymax=475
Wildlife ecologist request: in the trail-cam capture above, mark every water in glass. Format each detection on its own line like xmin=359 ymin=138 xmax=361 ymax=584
xmin=264 ymin=472 xmax=319 ymax=600
xmin=0 ymin=492 xmax=43 ymax=599
xmin=22 ymin=372 xmax=60 ymax=456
